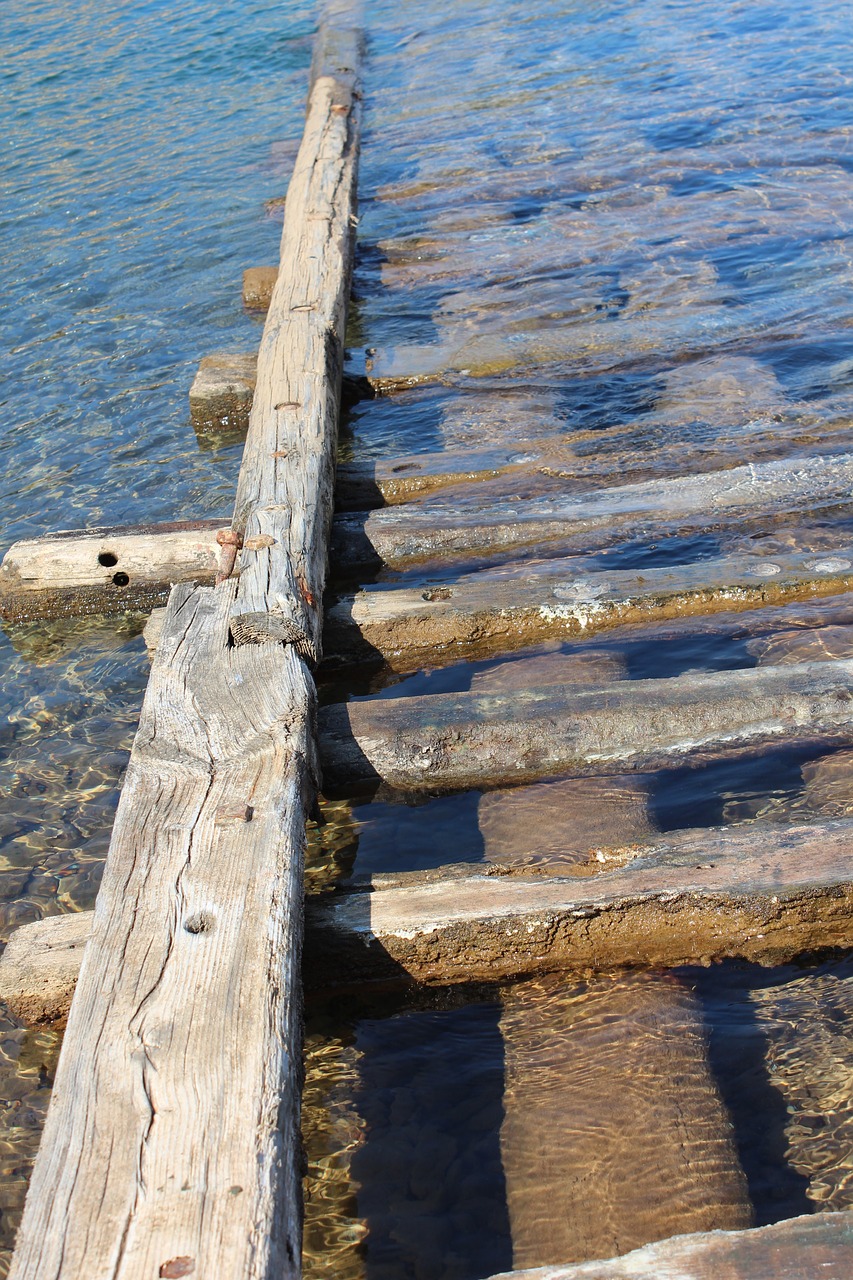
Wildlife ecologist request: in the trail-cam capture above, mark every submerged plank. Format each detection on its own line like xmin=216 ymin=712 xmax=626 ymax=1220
xmin=0 ymin=520 xmax=226 ymax=623
xmin=326 ymin=544 xmax=853 ymax=667
xmin=483 ymin=1210 xmax=853 ymax=1280
xmin=8 ymin=582 xmax=315 ymax=1279
xmin=331 ymin=451 xmax=853 ymax=571
xmin=499 ymin=973 xmax=752 ymax=1269
xmin=318 ymin=658 xmax=853 ymax=792
xmin=189 ymin=351 xmax=258 ymax=433
xmin=306 ymin=815 xmax=853 ymax=984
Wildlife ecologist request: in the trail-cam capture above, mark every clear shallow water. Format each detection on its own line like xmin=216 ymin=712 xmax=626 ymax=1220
xmin=4 ymin=0 xmax=853 ymax=1273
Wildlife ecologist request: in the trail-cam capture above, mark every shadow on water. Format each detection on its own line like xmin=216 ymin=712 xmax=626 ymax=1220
xmin=686 ymin=962 xmax=815 ymax=1225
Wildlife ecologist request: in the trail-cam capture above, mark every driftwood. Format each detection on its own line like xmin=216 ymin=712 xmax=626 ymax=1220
xmin=483 ymin=1211 xmax=853 ymax=1280
xmin=331 ymin=451 xmax=853 ymax=570
xmin=318 ymin=658 xmax=853 ymax=792
xmin=0 ymin=520 xmax=225 ymax=622
xmin=326 ymin=543 xmax=853 ymax=668
xmin=10 ymin=813 xmax=853 ymax=1016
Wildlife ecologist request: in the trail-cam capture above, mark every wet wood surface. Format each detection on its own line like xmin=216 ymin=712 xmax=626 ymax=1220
xmin=318 ymin=658 xmax=853 ymax=791
xmin=305 ymin=816 xmax=853 ymax=984
xmin=12 ymin=808 xmax=853 ymax=1015
xmin=330 ymin=451 xmax=853 ymax=571
xmin=326 ymin=543 xmax=853 ymax=668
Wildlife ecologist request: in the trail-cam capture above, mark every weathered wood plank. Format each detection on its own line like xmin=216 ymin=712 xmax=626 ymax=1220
xmin=228 ymin=30 xmax=362 ymax=660
xmin=483 ymin=1210 xmax=853 ymax=1280
xmin=331 ymin=451 xmax=853 ymax=571
xmin=306 ymin=816 xmax=853 ymax=985
xmin=13 ymin=807 xmax=853 ymax=1014
xmin=318 ymin=658 xmax=853 ymax=792
xmin=0 ymin=520 xmax=227 ymax=622
xmin=8 ymin=581 xmax=316 ymax=1280
xmin=326 ymin=544 xmax=853 ymax=668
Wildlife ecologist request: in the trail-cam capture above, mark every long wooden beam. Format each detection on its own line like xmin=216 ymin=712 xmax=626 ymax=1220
xmin=318 ymin=657 xmax=853 ymax=792
xmin=7 ymin=478 xmax=853 ymax=629
xmin=7 ymin=813 xmax=853 ymax=1015
xmin=8 ymin=16 xmax=362 ymax=1280
xmin=226 ymin=26 xmax=361 ymax=658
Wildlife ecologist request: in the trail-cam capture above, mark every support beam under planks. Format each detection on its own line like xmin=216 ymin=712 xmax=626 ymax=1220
xmin=318 ymin=657 xmax=853 ymax=793
xmin=15 ymin=812 xmax=853 ymax=1015
xmin=325 ymin=543 xmax=853 ymax=669
xmin=330 ymin=450 xmax=853 ymax=571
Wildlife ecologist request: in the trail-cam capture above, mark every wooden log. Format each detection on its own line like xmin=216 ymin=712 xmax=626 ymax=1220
xmin=228 ymin=26 xmax=363 ymax=660
xmin=482 ymin=1211 xmax=853 ymax=1279
xmin=318 ymin=658 xmax=853 ymax=792
xmin=326 ymin=543 xmax=853 ymax=668
xmin=331 ymin=451 xmax=853 ymax=571
xmin=498 ymin=973 xmax=752 ymax=1269
xmin=189 ymin=352 xmax=257 ymax=433
xmin=0 ymin=520 xmax=226 ymax=623
xmin=306 ymin=816 xmax=853 ymax=985
xmin=8 ymin=581 xmax=316 ymax=1279
xmin=12 ymin=807 xmax=853 ymax=1015
xmin=243 ymin=266 xmax=279 ymax=310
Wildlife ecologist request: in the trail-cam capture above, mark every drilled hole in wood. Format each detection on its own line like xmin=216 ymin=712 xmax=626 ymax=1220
xmin=112 ymin=571 xmax=130 ymax=587
xmin=184 ymin=913 xmax=214 ymax=935
xmin=98 ymin=551 xmax=118 ymax=567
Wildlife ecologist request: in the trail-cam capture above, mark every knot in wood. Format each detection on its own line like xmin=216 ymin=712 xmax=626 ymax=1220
xmin=244 ymin=534 xmax=277 ymax=551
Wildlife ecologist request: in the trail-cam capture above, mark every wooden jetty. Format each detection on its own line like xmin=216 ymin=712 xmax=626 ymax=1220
xmin=3 ymin=6 xmax=853 ymax=1280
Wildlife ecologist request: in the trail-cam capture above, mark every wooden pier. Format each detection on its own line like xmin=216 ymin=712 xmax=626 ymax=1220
xmin=3 ymin=6 xmax=853 ymax=1279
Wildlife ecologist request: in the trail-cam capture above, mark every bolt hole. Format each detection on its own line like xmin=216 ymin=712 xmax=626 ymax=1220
xmin=112 ymin=572 xmax=130 ymax=587
xmin=184 ymin=913 xmax=213 ymax=935
xmin=98 ymin=551 xmax=118 ymax=567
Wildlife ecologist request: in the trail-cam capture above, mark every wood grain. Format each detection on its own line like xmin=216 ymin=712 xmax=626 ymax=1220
xmin=8 ymin=582 xmax=317 ymax=1279
xmin=229 ymin=26 xmax=362 ymax=661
